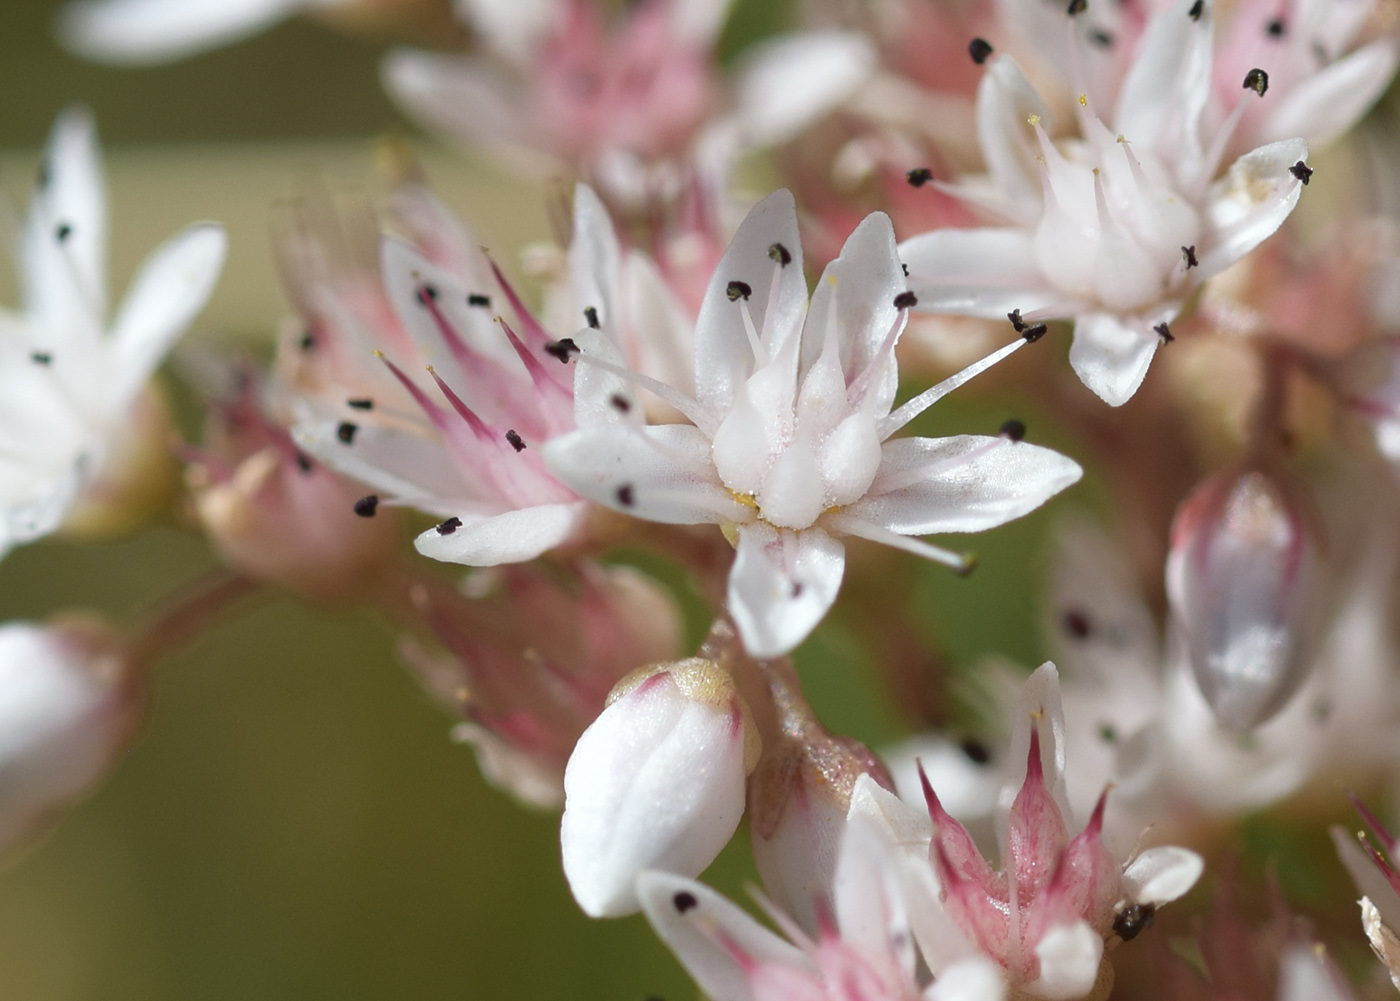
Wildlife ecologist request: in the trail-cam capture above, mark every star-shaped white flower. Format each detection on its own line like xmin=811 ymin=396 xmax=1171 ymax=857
xmin=900 ymin=0 xmax=1310 ymax=405
xmin=0 ymin=108 xmax=226 ymax=556
xmin=545 ymin=190 xmax=1081 ymax=657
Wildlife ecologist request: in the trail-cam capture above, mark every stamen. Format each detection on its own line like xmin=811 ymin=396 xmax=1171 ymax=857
xmin=609 ymin=394 xmax=632 ymax=414
xmin=1008 ymin=308 xmax=1027 ymax=332
xmin=436 ymin=516 xmax=462 ymax=536
xmin=1066 ymin=0 xmax=1086 ymax=14
xmin=468 ymin=293 xmax=491 ymax=307
xmin=29 ymin=351 xmax=51 ymax=365
xmin=823 ymin=512 xmax=975 ymax=572
xmin=353 ymin=495 xmax=379 ymax=517
xmin=893 ymin=291 xmax=918 ymax=309
xmin=505 ymin=429 xmax=526 ymax=452
xmin=739 ymin=301 xmax=768 ymax=367
xmin=1189 ymin=0 xmax=1204 ymax=19
xmin=767 ymin=243 xmax=792 ymax=266
xmin=1154 ymin=322 xmax=1174 ymax=342
xmin=845 ymin=308 xmax=904 ymax=410
xmin=1290 ymin=161 xmax=1313 ymax=185
xmin=1243 ymin=67 xmax=1269 ymax=97
xmin=1265 ymin=16 xmax=1285 ymax=36
xmin=584 ymin=306 xmax=600 ymax=329
xmin=1182 ymin=245 xmax=1199 ymax=269
xmin=1000 ymin=418 xmax=1026 ymax=441
xmin=347 ymin=398 xmax=373 ymax=410
xmin=573 ymin=352 xmax=717 ymax=434
xmin=907 ymin=167 xmax=934 ymax=186
xmin=1112 ymin=903 xmax=1156 ymax=941
xmin=1062 ymin=609 xmax=1092 ymax=638
xmin=968 ymin=38 xmax=994 ymax=64
xmin=295 ymin=453 xmax=313 ymax=473
xmin=616 ymin=483 xmax=636 ymax=508
xmin=673 ymin=892 xmax=697 ymax=913
xmin=878 ymin=335 xmax=1031 ymax=438
xmin=337 ymin=422 xmax=358 ymax=444
xmin=726 ymin=280 xmax=752 ymax=301
xmin=54 ymin=223 xmax=72 ymax=242
xmin=544 ymin=338 xmax=580 ymax=363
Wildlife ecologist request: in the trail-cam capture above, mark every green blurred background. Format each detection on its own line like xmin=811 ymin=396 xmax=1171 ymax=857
xmin=0 ymin=2 xmax=1073 ymax=998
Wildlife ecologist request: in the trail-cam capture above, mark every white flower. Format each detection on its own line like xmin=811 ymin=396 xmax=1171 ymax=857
xmin=0 ymin=108 xmax=226 ymax=557
xmin=560 ymin=657 xmax=757 ymax=917
xmin=0 ymin=618 xmax=144 ymax=855
xmin=382 ymin=0 xmax=874 ymax=208
xmin=901 ymin=0 xmax=1309 ymax=405
xmin=545 ymin=190 xmax=1081 ymax=657
xmin=57 ymin=0 xmax=348 ymax=65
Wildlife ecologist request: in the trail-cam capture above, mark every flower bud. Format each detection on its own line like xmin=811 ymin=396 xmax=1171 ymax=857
xmin=560 ymin=658 xmax=759 ymax=917
xmin=747 ymin=656 xmax=893 ymax=934
xmin=187 ymin=375 xmax=399 ymax=605
xmin=0 ymin=617 xmax=145 ymax=854
xmin=1167 ymin=468 xmax=1321 ymax=731
xmin=399 ymin=561 xmax=682 ymax=808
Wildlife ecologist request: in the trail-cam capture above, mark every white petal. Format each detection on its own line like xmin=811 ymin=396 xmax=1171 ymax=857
xmin=668 ymin=0 xmax=735 ymax=47
xmin=414 ymin=501 xmax=589 ymax=566
xmin=450 ymin=722 xmax=562 ymax=809
xmin=1277 ymin=943 xmax=1357 ymax=1001
xmin=1027 ymin=921 xmax=1103 ymax=1001
xmin=732 ymin=32 xmax=876 ymax=147
xmin=883 ymin=734 xmax=1003 ymax=822
xmin=637 ymin=871 xmax=811 ymax=1001
xmin=1333 ymin=826 xmax=1400 ymax=930
xmin=57 ymin=0 xmax=304 ymax=64
xmin=976 ymin=57 xmax=1053 ymax=219
xmin=729 ymin=524 xmax=845 ymax=658
xmin=569 ymin=184 xmax=620 ymax=331
xmin=1120 ymin=846 xmax=1203 ymax=905
xmin=22 ymin=107 xmax=107 ymax=340
xmin=107 ymin=223 xmax=226 ymax=404
xmin=2 ymin=459 xmax=87 ymax=552
xmin=1004 ymin=663 xmax=1073 ymax=822
xmin=847 ymin=435 xmax=1081 ymax=535
xmin=803 ymin=211 xmax=904 ymax=415
xmin=1113 ymin=0 xmax=1211 ymax=169
xmin=294 ymin=420 xmax=472 ymax=516
xmin=1260 ymin=39 xmax=1399 ymax=149
xmin=899 ymin=228 xmax=1063 ymax=319
xmin=381 ymin=49 xmax=541 ymax=156
xmin=543 ymin=424 xmax=748 ymax=524
xmin=561 ymin=670 xmax=749 ymax=917
xmin=1200 ymin=139 xmax=1308 ymax=279
xmin=1067 ymin=312 xmax=1163 ymax=406
xmin=458 ymin=0 xmax=557 ymax=66
xmin=694 ymin=190 xmax=807 ymax=414
xmin=926 ymin=956 xmax=1006 ymax=1001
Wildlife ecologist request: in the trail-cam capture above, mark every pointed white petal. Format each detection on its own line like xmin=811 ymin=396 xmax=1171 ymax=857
xmin=381 ymin=49 xmax=540 ymax=154
xmin=294 ymin=420 xmax=472 ymax=516
xmin=977 ymin=56 xmax=1053 ymax=219
xmin=1028 ymin=921 xmax=1103 ymax=1001
xmin=638 ymin=871 xmax=811 ymax=1001
xmin=450 ymin=722 xmax=563 ymax=809
xmin=1067 ymin=312 xmax=1163 ymax=406
xmin=1120 ymin=846 xmax=1203 ymax=905
xmin=561 ymin=670 xmax=749 ymax=916
xmin=926 ymin=956 xmax=1006 ymax=1001
xmin=1005 ymin=663 xmax=1073 ymax=822
xmin=543 ymin=424 xmax=748 ymax=524
xmin=1113 ymin=0 xmax=1211 ymax=168
xmin=804 ymin=211 xmax=904 ymax=414
xmin=22 ymin=107 xmax=107 ymax=340
xmin=732 ymin=32 xmax=876 ymax=147
xmin=1277 ymin=943 xmax=1357 ymax=1001
xmin=1199 ymin=139 xmax=1308 ymax=279
xmin=899 ymin=228 xmax=1063 ymax=319
xmin=458 ymin=0 xmax=558 ymax=66
xmin=1333 ymin=826 xmax=1400 ymax=930
xmin=569 ymin=184 xmax=621 ymax=331
xmin=846 ymin=435 xmax=1081 ymax=535
xmin=108 ymin=223 xmax=226 ymax=403
xmin=1260 ymin=39 xmax=1399 ymax=149
xmin=694 ymin=190 xmax=807 ymax=414
xmin=57 ymin=0 xmax=304 ymax=64
xmin=729 ymin=524 xmax=845 ymax=658
xmin=414 ymin=500 xmax=589 ymax=566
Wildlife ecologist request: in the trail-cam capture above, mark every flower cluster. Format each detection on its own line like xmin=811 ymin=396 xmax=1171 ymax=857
xmin=0 ymin=0 xmax=1398 ymax=995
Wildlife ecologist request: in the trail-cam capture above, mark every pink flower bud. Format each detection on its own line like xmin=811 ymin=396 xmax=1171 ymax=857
xmin=560 ymin=658 xmax=759 ymax=917
xmin=1167 ymin=468 xmax=1322 ymax=731
xmin=0 ymin=617 xmax=145 ymax=854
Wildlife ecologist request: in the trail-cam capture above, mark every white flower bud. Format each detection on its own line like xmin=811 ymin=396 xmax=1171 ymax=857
xmin=0 ymin=618 xmax=144 ymax=854
xmin=560 ymin=658 xmax=758 ymax=918
xmin=1167 ymin=469 xmax=1321 ymax=731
